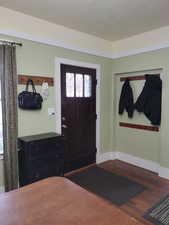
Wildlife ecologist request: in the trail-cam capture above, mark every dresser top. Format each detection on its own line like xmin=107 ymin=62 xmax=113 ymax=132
xmin=18 ymin=132 xmax=62 ymax=142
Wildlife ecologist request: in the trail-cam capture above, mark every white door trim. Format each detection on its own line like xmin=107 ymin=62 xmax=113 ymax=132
xmin=54 ymin=58 xmax=101 ymax=159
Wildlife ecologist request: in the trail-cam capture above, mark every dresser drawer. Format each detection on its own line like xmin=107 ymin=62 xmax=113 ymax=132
xmin=29 ymin=138 xmax=63 ymax=157
xmin=30 ymin=158 xmax=64 ymax=183
xmin=31 ymin=154 xmax=63 ymax=166
xmin=18 ymin=132 xmax=65 ymax=187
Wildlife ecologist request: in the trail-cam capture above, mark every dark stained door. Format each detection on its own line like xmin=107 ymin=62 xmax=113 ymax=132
xmin=61 ymin=64 xmax=97 ymax=172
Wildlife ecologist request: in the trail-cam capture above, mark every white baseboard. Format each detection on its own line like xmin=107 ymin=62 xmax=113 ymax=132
xmin=96 ymin=151 xmax=169 ymax=180
xmin=96 ymin=152 xmax=116 ymax=164
xmin=96 ymin=152 xmax=111 ymax=164
xmin=0 ymin=186 xmax=4 ymax=193
xmin=116 ymin=152 xmax=159 ymax=173
xmin=159 ymin=167 xmax=169 ymax=179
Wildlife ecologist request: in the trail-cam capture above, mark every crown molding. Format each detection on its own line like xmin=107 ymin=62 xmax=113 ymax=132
xmin=1 ymin=29 xmax=169 ymax=60
xmin=111 ymin=42 xmax=169 ymax=59
xmin=0 ymin=29 xmax=112 ymax=59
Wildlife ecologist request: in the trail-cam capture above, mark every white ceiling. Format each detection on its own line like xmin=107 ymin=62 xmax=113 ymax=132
xmin=0 ymin=0 xmax=169 ymax=41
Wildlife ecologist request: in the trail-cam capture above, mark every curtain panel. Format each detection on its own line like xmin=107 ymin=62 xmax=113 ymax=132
xmin=0 ymin=45 xmax=18 ymax=192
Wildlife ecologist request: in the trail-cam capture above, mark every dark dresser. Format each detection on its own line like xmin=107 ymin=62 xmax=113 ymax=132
xmin=18 ymin=132 xmax=64 ymax=187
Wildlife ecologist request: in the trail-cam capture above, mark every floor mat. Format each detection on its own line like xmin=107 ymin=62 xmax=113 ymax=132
xmin=69 ymin=166 xmax=145 ymax=205
xmin=144 ymin=194 xmax=169 ymax=225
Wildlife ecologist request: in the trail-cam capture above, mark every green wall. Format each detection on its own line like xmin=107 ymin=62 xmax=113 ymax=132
xmin=1 ymin=32 xmax=169 ymax=190
xmin=112 ymin=47 xmax=169 ymax=168
xmin=0 ymin=34 xmax=113 ymax=190
xmin=1 ymin=34 xmax=113 ymax=154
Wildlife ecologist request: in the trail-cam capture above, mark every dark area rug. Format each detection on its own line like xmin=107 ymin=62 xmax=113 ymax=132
xmin=144 ymin=194 xmax=169 ymax=225
xmin=68 ymin=166 xmax=145 ymax=205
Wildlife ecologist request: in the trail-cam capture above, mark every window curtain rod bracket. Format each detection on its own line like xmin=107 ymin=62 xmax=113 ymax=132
xmin=0 ymin=39 xmax=22 ymax=47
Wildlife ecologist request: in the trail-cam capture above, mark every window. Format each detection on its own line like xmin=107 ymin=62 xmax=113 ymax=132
xmin=66 ymin=73 xmax=74 ymax=97
xmin=0 ymin=84 xmax=3 ymax=154
xmin=76 ymin=74 xmax=83 ymax=97
xmin=66 ymin=73 xmax=92 ymax=98
xmin=84 ymin=75 xmax=92 ymax=97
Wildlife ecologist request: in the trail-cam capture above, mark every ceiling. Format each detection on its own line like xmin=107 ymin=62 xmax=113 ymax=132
xmin=0 ymin=0 xmax=169 ymax=41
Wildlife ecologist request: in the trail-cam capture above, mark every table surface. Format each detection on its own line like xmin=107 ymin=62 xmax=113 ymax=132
xmin=0 ymin=177 xmax=144 ymax=225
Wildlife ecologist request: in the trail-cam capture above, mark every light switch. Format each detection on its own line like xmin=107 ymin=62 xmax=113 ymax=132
xmin=48 ymin=108 xmax=55 ymax=116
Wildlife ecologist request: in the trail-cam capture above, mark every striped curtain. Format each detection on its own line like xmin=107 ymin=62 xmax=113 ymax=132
xmin=0 ymin=45 xmax=18 ymax=192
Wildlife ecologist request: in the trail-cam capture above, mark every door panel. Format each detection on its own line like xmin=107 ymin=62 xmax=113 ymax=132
xmin=61 ymin=64 xmax=97 ymax=172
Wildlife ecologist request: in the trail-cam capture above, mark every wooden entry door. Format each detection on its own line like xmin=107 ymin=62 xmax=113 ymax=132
xmin=61 ymin=64 xmax=97 ymax=172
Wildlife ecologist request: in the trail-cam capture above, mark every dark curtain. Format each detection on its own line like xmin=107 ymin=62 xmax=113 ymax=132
xmin=0 ymin=45 xmax=18 ymax=192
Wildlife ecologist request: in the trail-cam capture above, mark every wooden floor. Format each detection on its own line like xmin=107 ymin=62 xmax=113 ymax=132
xmin=67 ymin=160 xmax=169 ymax=225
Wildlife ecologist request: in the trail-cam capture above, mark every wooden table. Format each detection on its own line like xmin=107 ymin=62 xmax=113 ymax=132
xmin=0 ymin=177 xmax=144 ymax=225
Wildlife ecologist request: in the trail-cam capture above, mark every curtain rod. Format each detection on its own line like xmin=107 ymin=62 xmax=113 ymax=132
xmin=0 ymin=39 xmax=22 ymax=47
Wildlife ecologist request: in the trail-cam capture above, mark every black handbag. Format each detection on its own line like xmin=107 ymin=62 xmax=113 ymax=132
xmin=18 ymin=79 xmax=43 ymax=110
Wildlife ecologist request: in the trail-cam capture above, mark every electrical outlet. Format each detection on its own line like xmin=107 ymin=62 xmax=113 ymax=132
xmin=48 ymin=108 xmax=55 ymax=116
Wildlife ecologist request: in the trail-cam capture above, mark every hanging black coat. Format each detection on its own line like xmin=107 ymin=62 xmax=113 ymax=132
xmin=119 ymin=79 xmax=134 ymax=118
xmin=134 ymin=75 xmax=162 ymax=126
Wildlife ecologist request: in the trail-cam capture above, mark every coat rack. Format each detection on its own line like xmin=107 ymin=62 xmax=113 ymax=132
xmin=119 ymin=122 xmax=159 ymax=132
xmin=119 ymin=73 xmax=161 ymax=132
xmin=18 ymin=74 xmax=54 ymax=86
xmin=120 ymin=73 xmax=160 ymax=82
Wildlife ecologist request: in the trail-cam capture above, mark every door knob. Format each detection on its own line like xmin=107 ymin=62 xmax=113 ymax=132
xmin=62 ymin=124 xmax=68 ymax=128
xmin=62 ymin=117 xmax=66 ymax=121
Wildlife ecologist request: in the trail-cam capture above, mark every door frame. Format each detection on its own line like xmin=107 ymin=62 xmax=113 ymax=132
xmin=55 ymin=57 xmax=101 ymax=162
